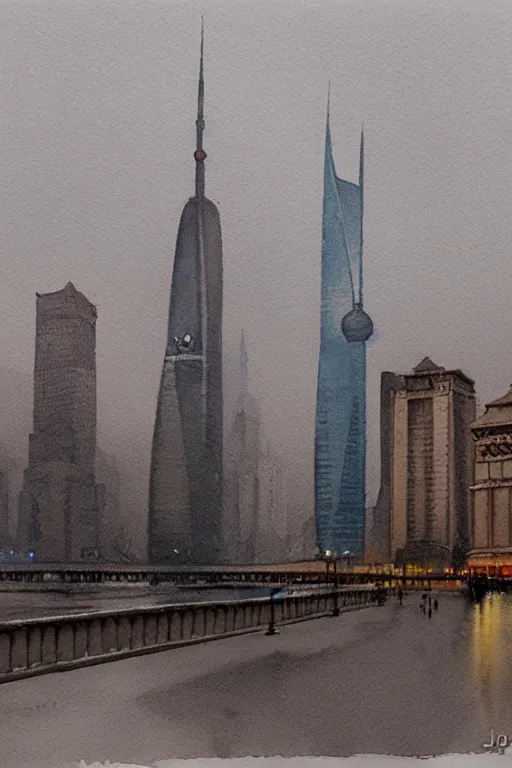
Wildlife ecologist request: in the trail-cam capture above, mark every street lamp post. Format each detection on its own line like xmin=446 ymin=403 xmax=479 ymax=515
xmin=323 ymin=550 xmax=340 ymax=617
xmin=324 ymin=549 xmax=332 ymax=586
xmin=332 ymin=556 xmax=340 ymax=616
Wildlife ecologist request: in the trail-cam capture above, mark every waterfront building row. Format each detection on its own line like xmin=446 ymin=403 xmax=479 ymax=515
xmin=369 ymin=358 xmax=512 ymax=573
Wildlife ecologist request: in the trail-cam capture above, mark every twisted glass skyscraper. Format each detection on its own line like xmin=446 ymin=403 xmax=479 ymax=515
xmin=314 ymin=105 xmax=373 ymax=561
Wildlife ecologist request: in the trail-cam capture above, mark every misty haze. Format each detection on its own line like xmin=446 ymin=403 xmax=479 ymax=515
xmin=2 ymin=0 xmax=512 ymax=558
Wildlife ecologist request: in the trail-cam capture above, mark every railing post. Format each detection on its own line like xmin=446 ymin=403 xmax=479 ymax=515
xmin=265 ymin=589 xmax=280 ymax=635
xmin=332 ymin=566 xmax=340 ymax=617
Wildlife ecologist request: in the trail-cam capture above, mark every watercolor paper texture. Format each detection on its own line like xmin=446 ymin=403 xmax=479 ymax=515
xmin=3 ymin=0 xmax=512 ymax=767
xmin=79 ymin=757 xmax=512 ymax=768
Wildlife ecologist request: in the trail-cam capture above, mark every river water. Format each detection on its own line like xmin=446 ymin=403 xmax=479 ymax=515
xmin=0 ymin=583 xmax=270 ymax=621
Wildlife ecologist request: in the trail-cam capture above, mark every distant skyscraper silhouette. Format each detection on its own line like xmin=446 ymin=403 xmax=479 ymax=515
xmin=315 ymin=98 xmax=373 ymax=562
xmin=18 ymin=282 xmax=101 ymax=562
xmin=148 ymin=22 xmax=223 ymax=565
xmin=96 ymin=447 xmax=122 ymax=561
xmin=223 ymin=332 xmax=288 ymax=564
xmin=223 ymin=332 xmax=261 ymax=564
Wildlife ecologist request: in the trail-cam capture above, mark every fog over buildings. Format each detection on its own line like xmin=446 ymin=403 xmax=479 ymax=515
xmin=2 ymin=0 xmax=512 ymax=556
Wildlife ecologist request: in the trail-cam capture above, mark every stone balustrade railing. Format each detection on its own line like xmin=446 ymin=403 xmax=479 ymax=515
xmin=0 ymin=586 xmax=380 ymax=684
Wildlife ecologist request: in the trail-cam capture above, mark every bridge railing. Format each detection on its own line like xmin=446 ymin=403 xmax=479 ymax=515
xmin=0 ymin=586 xmax=379 ymax=684
xmin=0 ymin=563 xmax=467 ymax=587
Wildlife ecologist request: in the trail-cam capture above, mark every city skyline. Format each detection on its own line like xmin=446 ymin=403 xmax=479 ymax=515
xmin=2 ymin=0 xmax=512 ymax=554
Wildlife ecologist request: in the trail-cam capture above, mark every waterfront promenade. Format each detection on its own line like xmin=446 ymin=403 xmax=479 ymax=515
xmin=1 ymin=592 xmax=510 ymax=768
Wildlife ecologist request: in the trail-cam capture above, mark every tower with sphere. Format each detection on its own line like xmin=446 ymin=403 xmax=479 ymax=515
xmin=314 ymin=99 xmax=373 ymax=562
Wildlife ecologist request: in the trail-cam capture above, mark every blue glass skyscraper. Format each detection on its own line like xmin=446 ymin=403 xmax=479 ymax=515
xmin=315 ymin=102 xmax=373 ymax=561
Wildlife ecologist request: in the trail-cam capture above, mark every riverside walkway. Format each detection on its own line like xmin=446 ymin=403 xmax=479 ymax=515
xmin=1 ymin=591 xmax=510 ymax=768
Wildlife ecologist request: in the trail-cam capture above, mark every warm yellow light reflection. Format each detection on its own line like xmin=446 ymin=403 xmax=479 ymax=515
xmin=471 ymin=594 xmax=506 ymax=710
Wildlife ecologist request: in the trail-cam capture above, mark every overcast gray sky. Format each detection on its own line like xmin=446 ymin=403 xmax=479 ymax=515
xmin=2 ymin=0 xmax=512 ymax=553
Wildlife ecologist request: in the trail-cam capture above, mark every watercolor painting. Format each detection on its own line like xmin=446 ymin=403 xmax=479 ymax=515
xmin=2 ymin=0 xmax=512 ymax=766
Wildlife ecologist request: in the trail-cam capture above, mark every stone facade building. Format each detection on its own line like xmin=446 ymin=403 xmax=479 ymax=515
xmin=366 ymin=372 xmax=404 ymax=564
xmin=468 ymin=385 xmax=512 ymax=573
xmin=388 ymin=357 xmax=475 ymax=569
xmin=17 ymin=282 xmax=101 ymax=562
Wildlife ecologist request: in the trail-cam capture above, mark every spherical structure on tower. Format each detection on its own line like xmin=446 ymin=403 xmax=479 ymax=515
xmin=341 ymin=306 xmax=374 ymax=343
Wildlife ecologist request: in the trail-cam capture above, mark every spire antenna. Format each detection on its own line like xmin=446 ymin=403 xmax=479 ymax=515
xmin=358 ymin=124 xmax=364 ymax=306
xmin=194 ymin=17 xmax=206 ymax=198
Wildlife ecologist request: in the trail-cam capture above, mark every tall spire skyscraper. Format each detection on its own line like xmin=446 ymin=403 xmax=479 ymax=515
xmin=314 ymin=105 xmax=373 ymax=561
xmin=148 ymin=22 xmax=223 ymax=565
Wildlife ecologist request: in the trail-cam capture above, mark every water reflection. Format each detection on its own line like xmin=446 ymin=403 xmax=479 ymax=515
xmin=470 ymin=592 xmax=512 ymax=726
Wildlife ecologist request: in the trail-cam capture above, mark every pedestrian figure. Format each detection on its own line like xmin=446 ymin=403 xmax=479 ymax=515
xmin=428 ymin=606 xmax=432 ymax=619
xmin=398 ymin=586 xmax=403 ymax=605
xmin=434 ymin=598 xmax=439 ymax=611
xmin=428 ymin=595 xmax=432 ymax=611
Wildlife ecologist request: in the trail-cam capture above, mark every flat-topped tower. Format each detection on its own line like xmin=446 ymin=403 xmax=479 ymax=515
xmin=389 ymin=357 xmax=475 ymax=570
xmin=17 ymin=282 xmax=101 ymax=562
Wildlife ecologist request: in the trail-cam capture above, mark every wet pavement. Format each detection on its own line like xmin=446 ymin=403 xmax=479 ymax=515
xmin=1 ymin=590 xmax=511 ymax=767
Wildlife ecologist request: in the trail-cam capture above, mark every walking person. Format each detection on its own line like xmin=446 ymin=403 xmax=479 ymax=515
xmin=434 ymin=597 xmax=439 ymax=611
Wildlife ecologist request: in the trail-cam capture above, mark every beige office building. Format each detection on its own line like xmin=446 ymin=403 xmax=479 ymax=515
xmin=390 ymin=357 xmax=475 ymax=569
xmin=468 ymin=385 xmax=512 ymax=574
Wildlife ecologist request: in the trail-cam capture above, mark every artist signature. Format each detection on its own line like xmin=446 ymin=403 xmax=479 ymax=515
xmin=483 ymin=729 xmax=512 ymax=750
